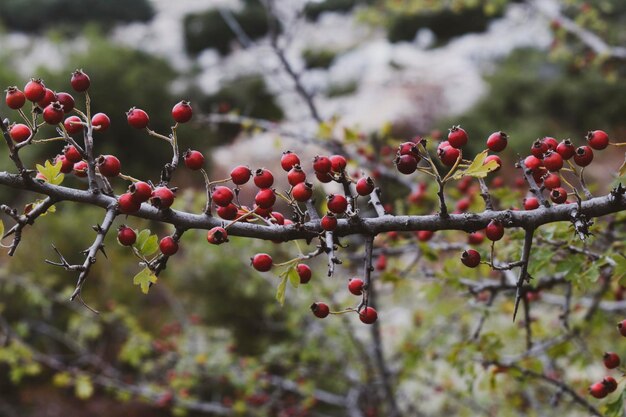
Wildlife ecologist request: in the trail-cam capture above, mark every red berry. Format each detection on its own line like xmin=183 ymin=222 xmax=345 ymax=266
xmin=287 ymin=165 xmax=306 ymax=186
xmin=356 ymin=177 xmax=375 ymax=196
xmin=5 ymin=86 xmax=26 ymax=109
xmin=417 ymin=230 xmax=434 ymax=242
xmin=523 ymin=155 xmax=542 ymax=171
xmin=281 ymin=151 xmax=300 ymax=171
xmin=56 ymin=92 xmax=75 ymax=113
xmin=550 ymin=187 xmax=567 ymax=204
xmin=315 ymin=170 xmax=332 ymax=183
xmin=64 ymin=116 xmax=83 ymax=134
xmin=207 ymin=227 xmax=228 ymax=245
xmin=313 ymin=155 xmax=332 ymax=173
xmin=376 ymin=254 xmax=387 ymax=270
xmin=55 ymin=154 xmax=73 ymax=174
xmin=42 ymin=102 xmax=64 ymax=125
xmin=73 ymin=161 xmax=88 ymax=177
xmin=217 ymin=203 xmax=238 ymax=220
xmin=587 ymin=130 xmax=609 ymax=150
xmin=296 ymin=264 xmax=312 ymax=284
xmin=617 ymin=319 xmax=626 ymax=337
xmin=438 ymin=146 xmax=460 ymax=167
xmin=398 ymin=142 xmax=421 ymax=160
xmin=159 ymin=236 xmax=179 ymax=256
xmin=321 ymin=213 xmax=337 ymax=231
xmin=573 ymin=146 xmax=593 ymax=167
xmin=447 ymin=126 xmax=468 ymax=148
xmin=543 ymin=173 xmax=561 ymax=190
xmin=484 ymin=155 xmax=502 ymax=171
xmin=311 ymin=302 xmax=330 ymax=318
xmin=523 ymin=197 xmax=540 ymax=210
xmin=118 ymin=192 xmax=141 ymax=214
xmin=530 ymin=139 xmax=548 ymax=158
xmin=359 ymin=307 xmax=378 ymax=324
xmin=255 ymin=188 xmax=276 ymax=209
xmin=461 ymin=249 xmax=481 ymax=267
xmin=270 ymin=211 xmax=285 ymax=225
xmin=603 ymin=376 xmax=618 ymax=393
xmin=230 ymin=165 xmax=252 ymax=185
xmin=37 ymin=88 xmax=56 ymax=109
xmin=91 ymin=113 xmax=110 ymax=132
xmin=253 ymin=168 xmax=274 ymax=188
xmin=486 ymin=131 xmax=508 ymax=152
xmin=129 ymin=181 xmax=152 ymax=203
xmin=327 ymin=194 xmax=348 ymax=214
xmin=330 ymin=155 xmax=347 ymax=172
xmin=543 ymin=151 xmax=563 ymax=172
xmin=485 ymin=220 xmax=504 ymax=241
xmin=71 ymin=69 xmax=91 ymax=92
xmin=589 ymin=382 xmax=608 ymax=399
xmin=292 ymin=182 xmax=313 ymax=202
xmin=126 ymin=107 xmax=150 ymax=129
xmin=171 ymin=100 xmax=192 ymax=123
xmin=556 ymin=139 xmax=575 ymax=160
xmin=151 ymin=187 xmax=175 ymax=209
xmin=603 ymin=352 xmax=621 ymax=369
xmin=251 ymin=253 xmax=273 ymax=272
xmin=117 ymin=225 xmax=137 ymax=246
xmin=97 ymin=155 xmax=121 ymax=177
xmin=24 ymin=78 xmax=46 ymax=102
xmin=184 ymin=149 xmax=204 ymax=170
xmin=456 ymin=197 xmax=471 ymax=212
xmin=212 ymin=186 xmax=234 ymax=207
xmin=394 ymin=154 xmax=418 ymax=174
xmin=348 ymin=278 xmax=364 ymax=295
xmin=9 ymin=123 xmax=31 ymax=143
xmin=468 ymin=231 xmax=485 ymax=245
xmin=543 ymin=137 xmax=558 ymax=151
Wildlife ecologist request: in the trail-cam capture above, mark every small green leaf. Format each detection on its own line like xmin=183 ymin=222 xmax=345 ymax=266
xmin=133 ymin=267 xmax=158 ymax=294
xmin=287 ymin=266 xmax=300 ymax=289
xmin=613 ymin=255 xmax=626 ymax=285
xmin=0 ymin=219 xmax=4 ymax=240
xmin=134 ymin=229 xmax=158 ymax=256
xmin=276 ymin=275 xmax=288 ymax=306
xmin=452 ymin=150 xmax=498 ymax=180
xmin=603 ymin=387 xmax=625 ymax=417
xmin=75 ymin=374 xmax=94 ymax=400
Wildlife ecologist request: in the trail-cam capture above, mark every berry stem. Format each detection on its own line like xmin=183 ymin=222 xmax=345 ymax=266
xmin=442 ymin=151 xmax=463 ymax=183
xmin=31 ymin=136 xmax=64 ymax=144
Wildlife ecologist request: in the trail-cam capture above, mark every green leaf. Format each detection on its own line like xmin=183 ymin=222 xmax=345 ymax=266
xmin=286 ymin=266 xmax=300 ymax=289
xmin=36 ymin=159 xmax=64 ymax=185
xmin=613 ymin=255 xmax=626 ymax=285
xmin=134 ymin=229 xmax=158 ymax=257
xmin=75 ymin=374 xmax=94 ymax=400
xmin=276 ymin=275 xmax=288 ymax=306
xmin=452 ymin=150 xmax=499 ymax=180
xmin=0 ymin=219 xmax=4 ymax=240
xmin=603 ymin=387 xmax=625 ymax=417
xmin=133 ymin=267 xmax=158 ymax=294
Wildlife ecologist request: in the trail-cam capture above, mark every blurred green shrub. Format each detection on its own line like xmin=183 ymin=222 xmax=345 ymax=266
xmin=0 ymin=0 xmax=153 ymax=33
xmin=304 ymin=0 xmax=375 ymax=21
xmin=183 ymin=2 xmax=278 ymax=56
xmin=302 ymin=48 xmax=338 ymax=69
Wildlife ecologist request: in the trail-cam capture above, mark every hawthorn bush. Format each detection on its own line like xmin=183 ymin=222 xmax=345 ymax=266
xmin=1 ymin=66 xmax=626 ymax=416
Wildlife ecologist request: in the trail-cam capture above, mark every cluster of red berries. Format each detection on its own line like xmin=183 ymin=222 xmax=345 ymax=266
xmin=307 ymin=278 xmax=378 ymax=324
xmin=588 ymin=320 xmax=626 ymax=399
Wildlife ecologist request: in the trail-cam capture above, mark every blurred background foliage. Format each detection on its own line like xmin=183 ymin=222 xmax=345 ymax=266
xmin=1 ymin=0 xmax=626 ymax=416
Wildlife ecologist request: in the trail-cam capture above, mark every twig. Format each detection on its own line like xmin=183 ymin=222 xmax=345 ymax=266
xmin=513 ymin=228 xmax=535 ymax=321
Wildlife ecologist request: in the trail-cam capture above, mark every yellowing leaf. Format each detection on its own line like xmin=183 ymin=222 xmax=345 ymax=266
xmin=75 ymin=374 xmax=93 ymax=400
xmin=452 ymin=150 xmax=499 ymax=180
xmin=286 ymin=266 xmax=300 ymax=289
xmin=276 ymin=275 xmax=288 ymax=306
xmin=53 ymin=372 xmax=72 ymax=388
xmin=36 ymin=159 xmax=64 ymax=185
xmin=0 ymin=219 xmax=4 ymax=240
xmin=133 ymin=267 xmax=158 ymax=294
xmin=618 ymin=152 xmax=626 ymax=177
